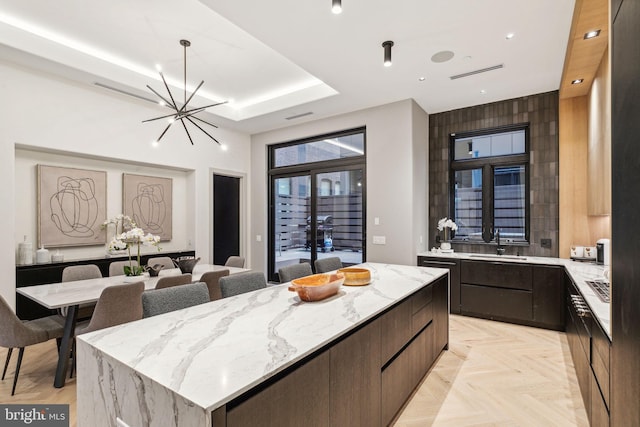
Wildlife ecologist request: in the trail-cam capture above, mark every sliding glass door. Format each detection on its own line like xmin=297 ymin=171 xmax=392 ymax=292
xmin=268 ymin=128 xmax=366 ymax=282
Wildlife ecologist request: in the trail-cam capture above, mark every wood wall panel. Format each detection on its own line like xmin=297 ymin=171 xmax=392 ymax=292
xmin=588 ymin=47 xmax=612 ymax=215
xmin=559 ymin=96 xmax=611 ymax=258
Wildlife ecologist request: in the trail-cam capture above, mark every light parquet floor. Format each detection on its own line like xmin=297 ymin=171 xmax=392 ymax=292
xmin=394 ymin=315 xmax=589 ymax=426
xmin=0 ymin=315 xmax=587 ymax=427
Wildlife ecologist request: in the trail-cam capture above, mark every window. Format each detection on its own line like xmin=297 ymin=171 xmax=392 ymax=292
xmin=273 ymin=132 xmax=365 ymax=167
xmin=450 ymin=125 xmax=529 ymax=243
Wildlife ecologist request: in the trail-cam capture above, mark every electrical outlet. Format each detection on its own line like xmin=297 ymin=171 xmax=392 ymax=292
xmin=541 ymin=238 xmax=552 ymax=248
xmin=372 ymin=236 xmax=386 ymax=245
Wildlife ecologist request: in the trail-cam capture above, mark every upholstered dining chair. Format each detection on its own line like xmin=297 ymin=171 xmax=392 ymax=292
xmin=155 ymin=273 xmax=192 ymax=290
xmin=61 ymin=264 xmax=103 ymax=319
xmin=70 ymin=281 xmax=144 ymax=378
xmin=76 ymin=281 xmax=145 ymax=335
xmin=199 ymin=270 xmax=230 ymax=301
xmin=141 ymin=283 xmax=210 ymax=318
xmin=146 ymin=256 xmax=175 ymax=270
xmin=224 ymin=256 xmax=245 ymax=268
xmin=109 ymin=260 xmax=139 ymax=277
xmin=278 ymin=263 xmax=313 ymax=283
xmin=0 ymin=295 xmax=64 ymax=395
xmin=314 ymin=257 xmax=343 ymax=273
xmin=219 ymin=271 xmax=267 ymax=298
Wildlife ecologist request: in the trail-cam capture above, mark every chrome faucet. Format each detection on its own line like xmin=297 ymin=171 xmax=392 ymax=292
xmin=496 ymin=229 xmax=505 ymax=255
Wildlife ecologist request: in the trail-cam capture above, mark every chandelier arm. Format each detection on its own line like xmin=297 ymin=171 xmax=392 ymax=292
xmin=142 ymin=111 xmax=181 ymax=123
xmin=179 ymin=118 xmax=195 ymax=145
xmin=179 ymin=101 xmax=228 ymax=116
xmin=146 ymin=85 xmax=176 ymax=109
xmin=186 ymin=117 xmax=221 ymax=144
xmin=156 ymin=122 xmax=173 ymax=143
xmin=190 ymin=115 xmax=219 ymax=129
xmin=159 ymin=72 xmax=181 ymax=112
xmin=178 ymin=80 xmax=205 ymax=113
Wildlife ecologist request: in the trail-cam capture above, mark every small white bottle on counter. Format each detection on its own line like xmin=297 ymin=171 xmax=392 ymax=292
xmin=36 ymin=246 xmax=50 ymax=264
xmin=18 ymin=235 xmax=33 ymax=265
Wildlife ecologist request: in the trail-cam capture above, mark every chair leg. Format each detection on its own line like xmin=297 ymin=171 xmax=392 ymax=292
xmin=2 ymin=348 xmax=13 ymax=380
xmin=11 ymin=348 xmax=24 ymax=396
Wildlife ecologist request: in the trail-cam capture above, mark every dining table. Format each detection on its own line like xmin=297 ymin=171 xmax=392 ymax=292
xmin=16 ymin=263 xmax=249 ymax=388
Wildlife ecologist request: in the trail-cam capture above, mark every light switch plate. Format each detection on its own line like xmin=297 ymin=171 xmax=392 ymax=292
xmin=372 ymin=236 xmax=386 ymax=245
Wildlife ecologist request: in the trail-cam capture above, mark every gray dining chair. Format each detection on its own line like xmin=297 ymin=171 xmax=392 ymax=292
xmin=109 ymin=260 xmax=139 ymax=277
xmin=141 ymin=282 xmax=210 ymax=318
xmin=219 ymin=271 xmax=267 ymax=298
xmin=224 ymin=256 xmax=245 ymax=268
xmin=314 ymin=257 xmax=343 ymax=273
xmin=200 ymin=270 xmax=230 ymax=301
xmin=0 ymin=295 xmax=64 ymax=395
xmin=76 ymin=281 xmax=145 ymax=335
xmin=155 ymin=273 xmax=192 ymax=289
xmin=61 ymin=264 xmax=103 ymax=319
xmin=278 ymin=262 xmax=313 ymax=283
xmin=147 ymin=256 xmax=175 ymax=270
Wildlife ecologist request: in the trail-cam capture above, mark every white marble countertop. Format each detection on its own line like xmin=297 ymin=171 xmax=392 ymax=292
xmin=418 ymin=251 xmax=611 ymax=338
xmin=78 ymin=263 xmax=447 ymax=413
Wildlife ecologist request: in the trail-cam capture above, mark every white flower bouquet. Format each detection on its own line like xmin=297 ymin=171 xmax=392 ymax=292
xmin=103 ymin=215 xmax=161 ymax=276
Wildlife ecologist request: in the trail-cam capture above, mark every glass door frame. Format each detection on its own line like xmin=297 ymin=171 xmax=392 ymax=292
xmin=268 ymin=161 xmax=366 ymax=282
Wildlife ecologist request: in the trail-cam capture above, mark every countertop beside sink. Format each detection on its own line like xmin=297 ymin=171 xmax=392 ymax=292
xmin=417 ymin=250 xmax=611 ymax=339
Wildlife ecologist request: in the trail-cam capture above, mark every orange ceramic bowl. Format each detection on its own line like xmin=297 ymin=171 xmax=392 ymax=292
xmin=288 ymin=273 xmax=345 ymax=302
xmin=338 ymin=267 xmax=372 ymax=286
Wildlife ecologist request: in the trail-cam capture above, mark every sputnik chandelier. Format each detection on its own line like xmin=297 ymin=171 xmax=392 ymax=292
xmin=143 ymin=39 xmax=226 ymax=145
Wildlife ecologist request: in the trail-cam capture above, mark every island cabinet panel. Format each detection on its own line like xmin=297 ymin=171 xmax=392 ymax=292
xmin=226 ymin=351 xmax=331 ymax=427
xmin=381 ymin=338 xmax=413 ymax=426
xmin=418 ymin=257 xmax=461 ymax=314
xmin=432 ymin=275 xmax=449 ymax=353
xmin=380 ymin=298 xmax=413 ymax=364
xmin=329 ymin=319 xmax=381 ymax=427
xmin=532 ymin=265 xmax=565 ymax=330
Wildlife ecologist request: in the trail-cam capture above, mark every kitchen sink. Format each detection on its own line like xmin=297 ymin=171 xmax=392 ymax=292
xmin=469 ymin=254 xmax=527 ymax=260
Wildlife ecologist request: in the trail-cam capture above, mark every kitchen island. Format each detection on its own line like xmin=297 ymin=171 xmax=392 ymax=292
xmin=77 ymin=263 xmax=449 ymax=426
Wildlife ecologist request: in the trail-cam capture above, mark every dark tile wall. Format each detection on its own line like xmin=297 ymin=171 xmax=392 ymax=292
xmin=429 ymin=91 xmax=559 ymax=257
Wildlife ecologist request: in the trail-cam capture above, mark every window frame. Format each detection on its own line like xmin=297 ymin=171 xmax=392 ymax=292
xmin=448 ymin=124 xmax=530 ymax=244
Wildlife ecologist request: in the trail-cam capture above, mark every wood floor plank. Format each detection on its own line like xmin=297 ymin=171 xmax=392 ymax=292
xmin=0 ymin=315 xmax=587 ymax=427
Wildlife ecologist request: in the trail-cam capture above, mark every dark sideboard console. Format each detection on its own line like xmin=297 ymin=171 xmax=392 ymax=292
xmin=16 ymin=250 xmax=196 ymax=319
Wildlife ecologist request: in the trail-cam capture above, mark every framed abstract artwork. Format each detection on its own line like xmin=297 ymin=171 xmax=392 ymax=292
xmin=37 ymin=165 xmax=107 ymax=247
xmin=122 ymin=173 xmax=172 ymax=241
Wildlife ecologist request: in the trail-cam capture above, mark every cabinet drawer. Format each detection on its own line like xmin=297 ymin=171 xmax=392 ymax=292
xmin=411 ymin=302 xmax=433 ymax=336
xmin=380 ymin=298 xmax=412 ymax=364
xmin=461 ymin=260 xmax=532 ymax=290
xmin=411 ymin=285 xmax=433 ymax=313
xmin=461 ymin=284 xmax=533 ymax=321
xmin=592 ymin=322 xmax=610 ymax=373
xmin=591 ymin=321 xmax=610 ymax=410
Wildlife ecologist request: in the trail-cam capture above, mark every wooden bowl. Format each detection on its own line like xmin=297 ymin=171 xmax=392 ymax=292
xmin=288 ymin=273 xmax=344 ymax=302
xmin=338 ymin=267 xmax=372 ymax=286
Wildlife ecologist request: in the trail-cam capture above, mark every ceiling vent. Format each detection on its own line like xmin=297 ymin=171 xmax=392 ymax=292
xmin=285 ymin=112 xmax=313 ymax=120
xmin=94 ymin=82 xmax=158 ymax=104
xmin=450 ymin=64 xmax=504 ymax=80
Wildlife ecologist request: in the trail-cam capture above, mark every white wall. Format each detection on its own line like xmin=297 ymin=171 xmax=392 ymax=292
xmin=1 ymin=60 xmax=251 ymax=309
xmin=250 ymin=99 xmax=429 ymax=274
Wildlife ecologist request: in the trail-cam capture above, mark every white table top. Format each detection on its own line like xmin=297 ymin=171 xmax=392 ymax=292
xmin=17 ymin=264 xmax=248 ymax=309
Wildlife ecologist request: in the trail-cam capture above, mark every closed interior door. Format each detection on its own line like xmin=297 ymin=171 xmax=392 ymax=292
xmin=214 ymin=174 xmax=240 ymax=265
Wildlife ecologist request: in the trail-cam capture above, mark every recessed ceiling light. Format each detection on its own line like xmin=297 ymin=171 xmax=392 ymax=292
xmin=480 ymin=89 xmax=486 ymax=94
xmin=506 ymin=33 xmax=515 ymax=40
xmin=418 ymin=77 xmax=425 ymax=81
xmin=463 ymin=55 xmax=472 ymax=61
xmin=572 ymin=79 xmax=584 ymax=85
xmin=584 ymin=29 xmax=601 ymax=39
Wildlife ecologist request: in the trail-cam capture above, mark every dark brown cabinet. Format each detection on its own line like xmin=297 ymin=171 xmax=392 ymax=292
xmin=565 ymin=274 xmax=611 ymax=426
xmin=226 ymin=274 xmax=449 ymax=427
xmin=417 ymin=257 xmax=461 ymax=314
xmin=226 ymin=351 xmax=331 ymax=427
